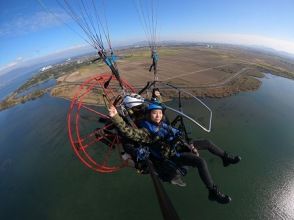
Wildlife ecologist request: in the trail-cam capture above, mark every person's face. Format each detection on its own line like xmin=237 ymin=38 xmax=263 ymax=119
xmin=150 ymin=109 xmax=163 ymax=124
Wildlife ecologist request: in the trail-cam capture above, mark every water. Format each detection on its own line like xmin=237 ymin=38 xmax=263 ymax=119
xmin=0 ymin=68 xmax=41 ymax=101
xmin=15 ymin=79 xmax=56 ymax=98
xmin=0 ymin=56 xmax=68 ymax=101
xmin=0 ymin=74 xmax=294 ymax=219
xmin=160 ymin=73 xmax=294 ymax=219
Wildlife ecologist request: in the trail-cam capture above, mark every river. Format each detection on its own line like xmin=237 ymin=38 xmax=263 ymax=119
xmin=0 ymin=73 xmax=293 ymax=220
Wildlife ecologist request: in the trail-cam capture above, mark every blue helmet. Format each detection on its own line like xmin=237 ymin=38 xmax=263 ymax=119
xmin=147 ymin=103 xmax=163 ymax=111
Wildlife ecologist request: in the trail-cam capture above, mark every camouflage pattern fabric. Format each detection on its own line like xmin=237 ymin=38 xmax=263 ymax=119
xmin=111 ymin=114 xmax=153 ymax=144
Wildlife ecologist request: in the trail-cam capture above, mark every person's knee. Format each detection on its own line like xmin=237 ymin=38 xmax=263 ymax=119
xmin=204 ymin=139 xmax=213 ymax=146
xmin=194 ymin=156 xmax=207 ymax=168
xmin=194 ymin=139 xmax=213 ymax=148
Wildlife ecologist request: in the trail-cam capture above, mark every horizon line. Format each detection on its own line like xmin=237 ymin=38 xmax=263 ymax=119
xmin=2 ymin=34 xmax=294 ymax=76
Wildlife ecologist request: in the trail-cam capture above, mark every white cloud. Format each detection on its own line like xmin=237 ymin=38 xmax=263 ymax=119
xmin=0 ymin=57 xmax=25 ymax=74
xmin=0 ymin=60 xmax=24 ymax=76
xmin=50 ymin=44 xmax=91 ymax=55
xmin=0 ymin=44 xmax=93 ymax=76
xmin=165 ymin=33 xmax=294 ymax=55
xmin=209 ymin=34 xmax=294 ymax=54
xmin=0 ymin=11 xmax=69 ymax=37
xmin=2 ymin=33 xmax=294 ymax=76
xmin=16 ymin=57 xmax=24 ymax=61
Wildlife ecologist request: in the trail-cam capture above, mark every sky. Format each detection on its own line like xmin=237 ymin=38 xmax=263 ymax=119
xmin=1 ymin=0 xmax=294 ymax=75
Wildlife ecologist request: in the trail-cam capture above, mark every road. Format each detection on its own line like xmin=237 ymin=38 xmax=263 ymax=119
xmin=52 ymin=65 xmax=249 ymax=90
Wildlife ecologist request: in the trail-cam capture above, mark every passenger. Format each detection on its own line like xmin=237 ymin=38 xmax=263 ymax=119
xmin=122 ymin=94 xmax=146 ymax=125
xmin=109 ymin=102 xmax=241 ymax=204
xmin=119 ymin=94 xmax=147 ymax=171
xmin=120 ymin=94 xmax=185 ymax=186
xmin=94 ymin=94 xmax=145 ymax=169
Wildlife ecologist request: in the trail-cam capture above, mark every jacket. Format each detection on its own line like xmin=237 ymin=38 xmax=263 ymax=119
xmin=111 ymin=114 xmax=154 ymax=144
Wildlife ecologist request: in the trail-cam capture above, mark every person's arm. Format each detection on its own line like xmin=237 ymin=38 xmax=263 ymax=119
xmin=109 ymin=106 xmax=153 ymax=144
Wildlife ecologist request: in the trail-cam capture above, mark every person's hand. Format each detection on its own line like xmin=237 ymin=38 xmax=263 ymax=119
xmin=192 ymin=148 xmax=199 ymax=156
xmin=108 ymin=105 xmax=117 ymax=118
xmin=190 ymin=144 xmax=199 ymax=156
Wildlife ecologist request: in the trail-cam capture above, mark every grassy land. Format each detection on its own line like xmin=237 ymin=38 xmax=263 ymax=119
xmin=1 ymin=45 xmax=294 ymax=111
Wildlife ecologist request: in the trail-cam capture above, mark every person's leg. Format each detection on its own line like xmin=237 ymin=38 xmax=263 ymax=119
xmin=154 ymin=160 xmax=181 ymax=183
xmin=173 ymin=152 xmax=213 ymax=189
xmin=121 ymin=143 xmax=137 ymax=168
xmin=193 ymin=139 xmax=224 ymax=157
xmin=149 ymin=64 xmax=154 ymax=72
xmin=193 ymin=139 xmax=241 ymax=167
xmin=122 ymin=142 xmax=137 ymax=157
xmin=173 ymin=152 xmax=231 ymax=204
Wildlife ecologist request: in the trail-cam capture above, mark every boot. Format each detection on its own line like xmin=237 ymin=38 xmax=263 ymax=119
xmin=208 ymin=185 xmax=231 ymax=204
xmin=222 ymin=152 xmax=241 ymax=167
xmin=170 ymin=174 xmax=187 ymax=187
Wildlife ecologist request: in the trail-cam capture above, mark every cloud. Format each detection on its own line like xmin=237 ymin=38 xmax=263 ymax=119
xmin=165 ymin=33 xmax=294 ymax=55
xmin=0 ymin=10 xmax=69 ymax=37
xmin=2 ymin=33 xmax=294 ymax=76
xmin=0 ymin=44 xmax=93 ymax=76
xmin=207 ymin=34 xmax=294 ymax=54
xmin=0 ymin=59 xmax=24 ymax=76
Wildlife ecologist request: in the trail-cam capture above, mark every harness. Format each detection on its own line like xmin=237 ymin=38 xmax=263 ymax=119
xmin=139 ymin=120 xmax=184 ymax=159
xmin=140 ymin=120 xmax=179 ymax=140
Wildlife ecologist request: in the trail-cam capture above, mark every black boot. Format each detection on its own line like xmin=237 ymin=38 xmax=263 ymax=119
xmin=222 ymin=152 xmax=241 ymax=167
xmin=208 ymin=185 xmax=231 ymax=204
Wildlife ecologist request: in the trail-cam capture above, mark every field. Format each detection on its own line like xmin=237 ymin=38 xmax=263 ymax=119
xmin=51 ymin=45 xmax=294 ymax=102
xmin=2 ymin=44 xmax=294 ymax=110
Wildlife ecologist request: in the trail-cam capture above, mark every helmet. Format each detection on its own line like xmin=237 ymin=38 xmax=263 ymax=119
xmin=123 ymin=94 xmax=144 ymax=109
xmin=147 ymin=102 xmax=163 ymax=111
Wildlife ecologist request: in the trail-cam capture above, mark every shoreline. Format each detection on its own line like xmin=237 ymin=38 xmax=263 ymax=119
xmin=49 ymin=75 xmax=262 ymax=107
xmin=0 ymin=75 xmax=262 ymax=111
xmin=1 ymin=45 xmax=294 ymax=111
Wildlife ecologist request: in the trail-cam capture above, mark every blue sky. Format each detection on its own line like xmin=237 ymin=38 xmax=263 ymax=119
xmin=1 ymin=0 xmax=294 ymax=75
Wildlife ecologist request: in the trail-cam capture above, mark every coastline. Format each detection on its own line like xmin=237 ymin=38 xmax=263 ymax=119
xmin=1 ymin=45 xmax=294 ymax=111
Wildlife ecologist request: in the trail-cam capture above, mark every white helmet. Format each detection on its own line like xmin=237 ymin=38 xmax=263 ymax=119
xmin=123 ymin=94 xmax=144 ymax=109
